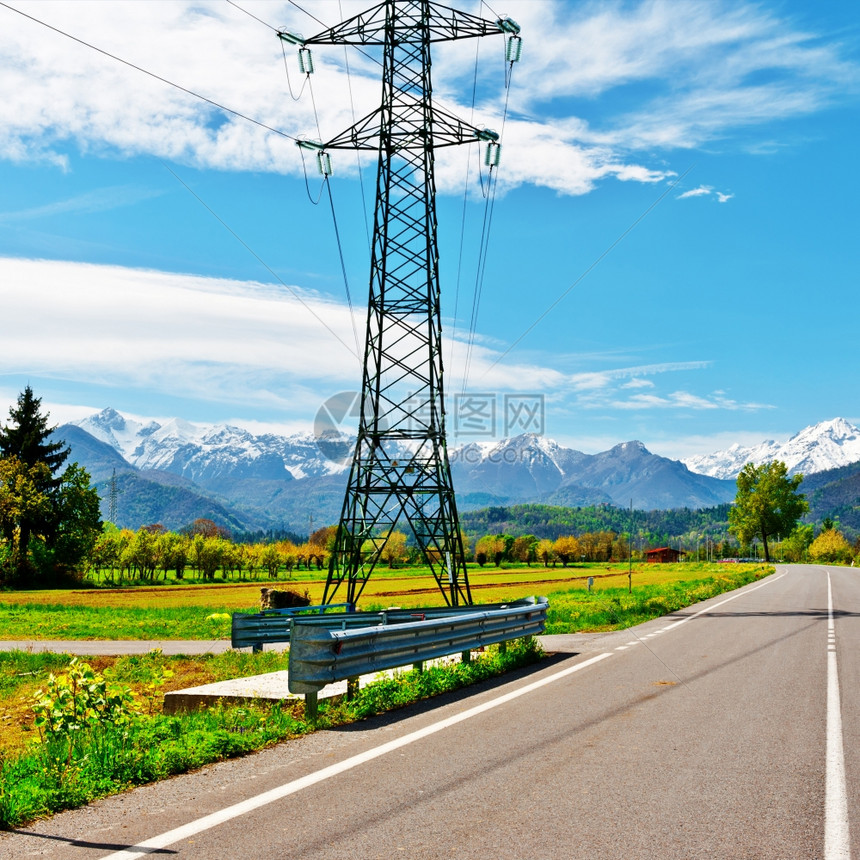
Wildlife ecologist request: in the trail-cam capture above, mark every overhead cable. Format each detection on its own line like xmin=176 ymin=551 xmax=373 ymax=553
xmin=0 ymin=1 xmax=296 ymax=142
xmin=160 ymin=161 xmax=360 ymax=361
xmin=481 ymin=165 xmax=697 ymax=378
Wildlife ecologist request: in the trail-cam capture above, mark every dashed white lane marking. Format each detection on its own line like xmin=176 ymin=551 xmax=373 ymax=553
xmin=102 ymin=652 xmax=613 ymax=860
xmin=825 ymin=571 xmax=851 ymax=859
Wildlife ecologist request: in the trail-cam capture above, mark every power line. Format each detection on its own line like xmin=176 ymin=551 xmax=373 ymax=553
xmin=324 ymin=178 xmax=363 ymax=362
xmin=0 ymin=1 xmax=296 ymax=143
xmin=338 ymin=0 xmax=372 ymax=251
xmin=480 ymin=165 xmax=696 ymax=379
xmin=449 ymin=27 xmax=482 ymax=374
xmin=160 ymin=160 xmax=360 ymax=361
xmin=460 ymin=51 xmax=516 ymax=394
xmin=225 ymin=0 xmax=277 ymax=32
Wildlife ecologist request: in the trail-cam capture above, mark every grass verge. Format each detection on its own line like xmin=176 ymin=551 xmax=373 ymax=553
xmin=0 ymin=638 xmax=543 ymax=829
xmin=544 ymin=564 xmax=772 ymax=633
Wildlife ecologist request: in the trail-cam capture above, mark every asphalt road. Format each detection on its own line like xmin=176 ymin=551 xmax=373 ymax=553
xmin=1 ymin=564 xmax=855 ymax=859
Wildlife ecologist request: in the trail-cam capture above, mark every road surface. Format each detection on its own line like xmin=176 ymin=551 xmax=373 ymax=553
xmin=1 ymin=564 xmax=855 ymax=859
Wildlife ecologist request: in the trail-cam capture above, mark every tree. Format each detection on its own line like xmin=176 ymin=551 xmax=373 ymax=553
xmin=185 ymin=518 xmax=230 ymax=539
xmin=512 ymin=535 xmax=537 ymax=566
xmin=310 ymin=525 xmax=338 ymax=551
xmin=260 ymin=543 xmax=282 ymax=578
xmin=381 ymin=530 xmax=408 ymax=568
xmin=809 ymin=529 xmax=853 ymax=565
xmin=52 ymin=463 xmax=102 ymax=572
xmin=0 ymin=388 xmax=69 ymax=578
xmin=537 ymin=538 xmax=555 ymax=567
xmin=781 ymin=524 xmax=814 ymax=563
xmin=0 ymin=387 xmax=69 ymax=479
xmin=728 ymin=461 xmax=808 ymax=563
xmin=0 ymin=388 xmax=101 ymax=582
xmin=0 ymin=458 xmax=51 ymax=576
xmin=553 ymin=535 xmax=580 ymax=567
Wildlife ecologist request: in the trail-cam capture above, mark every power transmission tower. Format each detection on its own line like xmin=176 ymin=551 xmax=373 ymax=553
xmin=109 ymin=467 xmax=118 ymax=524
xmin=282 ymin=1 xmax=520 ymax=607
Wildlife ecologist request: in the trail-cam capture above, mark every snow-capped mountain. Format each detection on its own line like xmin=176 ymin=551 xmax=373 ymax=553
xmin=75 ymin=407 xmax=347 ymax=488
xmin=683 ymin=418 xmax=860 ymax=479
xmin=66 ymin=409 xmax=738 ymax=530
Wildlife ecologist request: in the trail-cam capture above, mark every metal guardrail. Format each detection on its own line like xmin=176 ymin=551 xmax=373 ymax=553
xmin=231 ymin=603 xmax=352 ymax=651
xmin=230 ymin=600 xmax=532 ymax=651
xmin=287 ymin=596 xmax=549 ymax=696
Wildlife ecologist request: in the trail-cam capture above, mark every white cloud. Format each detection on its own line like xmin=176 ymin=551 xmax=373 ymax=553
xmin=0 ymin=0 xmax=855 ymax=198
xmin=2 ymin=257 xmax=773 ymax=429
xmin=677 ymin=186 xmax=713 ymax=199
xmin=0 ymin=256 xmax=363 ymax=413
xmin=677 ymin=184 xmax=734 ymax=202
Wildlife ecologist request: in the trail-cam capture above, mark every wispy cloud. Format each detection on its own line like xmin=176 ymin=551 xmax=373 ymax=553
xmin=1 ymin=257 xmax=772 ymax=428
xmin=605 ymin=390 xmax=773 ymax=411
xmin=677 ymin=186 xmax=712 ymax=199
xmin=0 ymin=185 xmax=163 ymax=222
xmin=677 ymin=185 xmax=734 ymax=202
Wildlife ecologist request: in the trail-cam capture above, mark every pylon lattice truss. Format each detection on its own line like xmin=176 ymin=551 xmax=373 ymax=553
xmin=282 ymin=1 xmax=520 ymax=607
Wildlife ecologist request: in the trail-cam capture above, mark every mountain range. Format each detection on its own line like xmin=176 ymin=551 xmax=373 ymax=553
xmin=682 ymin=418 xmax=860 ymax=479
xmin=54 ymin=410 xmax=860 ymax=534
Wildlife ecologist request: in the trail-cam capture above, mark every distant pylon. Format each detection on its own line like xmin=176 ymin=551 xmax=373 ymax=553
xmin=282 ymin=1 xmax=519 ymax=607
xmin=109 ymin=467 xmax=118 ymax=524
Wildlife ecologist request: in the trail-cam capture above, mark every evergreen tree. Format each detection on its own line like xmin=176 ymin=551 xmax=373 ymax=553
xmin=0 ymin=387 xmax=100 ymax=582
xmin=0 ymin=386 xmax=69 ymax=484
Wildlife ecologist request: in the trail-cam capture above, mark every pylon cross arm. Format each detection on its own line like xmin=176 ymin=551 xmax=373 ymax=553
xmin=303 ymin=1 xmax=507 ymax=46
xmin=318 ymin=102 xmax=496 ymax=151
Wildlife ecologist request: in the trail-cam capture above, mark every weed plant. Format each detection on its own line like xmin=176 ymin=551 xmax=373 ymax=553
xmin=0 ymin=638 xmax=542 ymax=829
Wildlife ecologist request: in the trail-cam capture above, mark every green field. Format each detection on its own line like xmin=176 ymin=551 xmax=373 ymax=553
xmin=0 ymin=562 xmax=772 ymax=640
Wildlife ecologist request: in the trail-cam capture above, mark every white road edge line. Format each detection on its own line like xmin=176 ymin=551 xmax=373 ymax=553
xmin=659 ymin=571 xmax=787 ymax=634
xmin=103 ymin=568 xmax=788 ymax=859
xmin=825 ymin=570 xmax=851 ymax=859
xmin=102 ymin=652 xmax=613 ymax=860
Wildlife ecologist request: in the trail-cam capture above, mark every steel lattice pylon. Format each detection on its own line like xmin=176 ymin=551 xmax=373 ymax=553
xmin=284 ymin=2 xmax=518 ymax=607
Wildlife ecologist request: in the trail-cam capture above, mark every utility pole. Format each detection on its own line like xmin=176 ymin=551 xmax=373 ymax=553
xmin=281 ymin=1 xmax=520 ymax=608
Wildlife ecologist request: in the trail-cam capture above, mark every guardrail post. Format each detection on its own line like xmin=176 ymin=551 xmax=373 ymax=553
xmin=305 ymin=691 xmax=318 ymax=720
xmin=412 ymin=661 xmax=424 ymax=673
xmin=498 ymin=639 xmax=507 ymax=655
xmin=461 ymin=649 xmax=471 ymax=664
xmin=346 ymin=676 xmax=359 ymax=700
xmin=252 ymin=642 xmax=262 ymax=654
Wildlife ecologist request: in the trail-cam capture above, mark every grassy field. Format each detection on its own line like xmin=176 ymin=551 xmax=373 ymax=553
xmin=0 ymin=562 xmax=772 ymax=640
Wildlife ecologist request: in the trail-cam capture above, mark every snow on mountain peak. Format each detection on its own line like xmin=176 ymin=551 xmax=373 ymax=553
xmin=683 ymin=418 xmax=860 ymax=479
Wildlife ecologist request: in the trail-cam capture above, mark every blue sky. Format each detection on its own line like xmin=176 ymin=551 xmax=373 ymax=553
xmin=0 ymin=0 xmax=858 ymax=459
